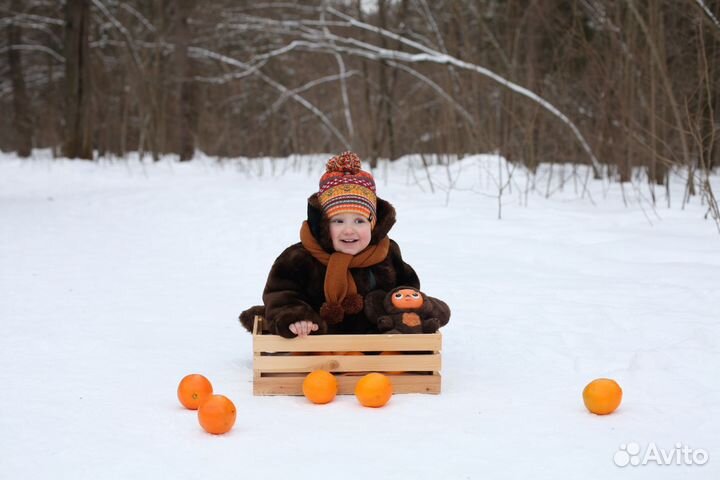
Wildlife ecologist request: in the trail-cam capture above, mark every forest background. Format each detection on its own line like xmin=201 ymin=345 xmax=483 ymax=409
xmin=1 ymin=0 xmax=719 ymax=221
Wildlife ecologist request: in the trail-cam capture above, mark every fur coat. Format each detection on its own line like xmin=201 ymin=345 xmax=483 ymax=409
xmin=239 ymin=194 xmax=420 ymax=338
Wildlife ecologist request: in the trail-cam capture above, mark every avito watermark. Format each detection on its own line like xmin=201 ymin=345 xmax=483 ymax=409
xmin=614 ymin=442 xmax=709 ymax=467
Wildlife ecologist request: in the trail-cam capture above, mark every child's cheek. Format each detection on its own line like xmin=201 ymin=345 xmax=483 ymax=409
xmin=359 ymin=229 xmax=372 ymax=249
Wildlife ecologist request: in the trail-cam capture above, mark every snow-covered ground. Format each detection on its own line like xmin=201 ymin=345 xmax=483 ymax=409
xmin=1 ymin=151 xmax=718 ymax=479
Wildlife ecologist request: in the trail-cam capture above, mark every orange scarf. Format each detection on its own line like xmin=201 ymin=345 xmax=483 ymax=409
xmin=300 ymin=221 xmax=389 ymax=305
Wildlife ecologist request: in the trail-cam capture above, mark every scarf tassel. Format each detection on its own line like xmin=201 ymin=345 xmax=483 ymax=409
xmin=320 ymin=302 xmax=344 ymax=324
xmin=320 ymin=294 xmax=364 ymax=324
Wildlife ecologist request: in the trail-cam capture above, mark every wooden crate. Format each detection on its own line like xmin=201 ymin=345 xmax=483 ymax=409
xmin=252 ymin=316 xmax=441 ymax=395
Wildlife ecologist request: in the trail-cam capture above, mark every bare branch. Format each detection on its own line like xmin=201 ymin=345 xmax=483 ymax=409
xmin=190 ymin=45 xmax=351 ymax=149
xmin=324 ymin=7 xmax=603 ymax=173
xmin=386 ymin=61 xmax=476 ymax=127
xmin=627 ymin=0 xmax=691 ymax=168
xmin=0 ymin=13 xmax=64 ymax=27
xmin=90 ymin=0 xmax=143 ymax=70
xmin=0 ymin=15 xmax=63 ymax=46
xmin=262 ymin=70 xmax=360 ymax=119
xmin=693 ymin=0 xmax=720 ymax=32
xmin=118 ymin=3 xmax=156 ymax=32
xmin=415 ymin=0 xmax=446 ymax=52
xmin=0 ymin=44 xmax=64 ymax=63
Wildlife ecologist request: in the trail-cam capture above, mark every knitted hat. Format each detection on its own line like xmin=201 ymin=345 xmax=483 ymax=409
xmin=318 ymin=152 xmax=377 ymax=225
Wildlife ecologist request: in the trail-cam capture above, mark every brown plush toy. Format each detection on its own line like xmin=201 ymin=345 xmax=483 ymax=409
xmin=364 ymin=286 xmax=451 ymax=334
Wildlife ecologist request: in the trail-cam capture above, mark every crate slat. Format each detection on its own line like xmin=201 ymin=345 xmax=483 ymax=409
xmin=253 ymin=333 xmax=441 ymax=353
xmin=254 ymin=373 xmax=441 ymax=396
xmin=254 ymin=353 xmax=440 ymax=373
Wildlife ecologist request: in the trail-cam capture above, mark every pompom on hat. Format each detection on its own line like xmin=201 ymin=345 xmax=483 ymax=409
xmin=318 ymin=152 xmax=377 ymax=226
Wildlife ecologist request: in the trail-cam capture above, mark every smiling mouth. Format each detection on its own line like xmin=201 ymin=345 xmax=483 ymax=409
xmin=341 ymin=239 xmax=359 ymax=244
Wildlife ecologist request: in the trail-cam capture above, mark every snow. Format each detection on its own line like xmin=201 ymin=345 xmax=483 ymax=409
xmin=1 ymin=151 xmax=718 ymax=479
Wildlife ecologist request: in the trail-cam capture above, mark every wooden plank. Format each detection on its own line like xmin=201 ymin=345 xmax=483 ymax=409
xmin=253 ymin=373 xmax=441 ymax=396
xmin=255 ymin=354 xmax=440 ymax=373
xmin=253 ymin=332 xmax=442 ymax=353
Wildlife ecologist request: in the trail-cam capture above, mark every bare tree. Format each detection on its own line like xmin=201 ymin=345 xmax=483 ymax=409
xmin=6 ymin=0 xmax=33 ymax=157
xmin=62 ymin=0 xmax=92 ymax=159
xmin=171 ymin=0 xmax=198 ymax=161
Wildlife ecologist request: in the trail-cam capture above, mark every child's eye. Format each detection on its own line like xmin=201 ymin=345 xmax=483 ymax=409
xmin=393 ymin=293 xmax=403 ymax=299
xmin=355 ymin=218 xmax=367 ymax=224
xmin=412 ymin=293 xmax=420 ymax=298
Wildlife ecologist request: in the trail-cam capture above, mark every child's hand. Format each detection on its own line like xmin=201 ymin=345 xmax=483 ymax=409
xmin=289 ymin=321 xmax=319 ymax=338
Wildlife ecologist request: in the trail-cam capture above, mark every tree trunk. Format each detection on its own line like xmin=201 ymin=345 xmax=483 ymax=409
xmin=7 ymin=0 xmax=33 ymax=157
xmin=374 ymin=0 xmax=393 ymax=162
xmin=62 ymin=0 xmax=93 ymax=160
xmin=356 ymin=0 xmax=377 ymax=166
xmin=173 ymin=0 xmax=198 ymax=161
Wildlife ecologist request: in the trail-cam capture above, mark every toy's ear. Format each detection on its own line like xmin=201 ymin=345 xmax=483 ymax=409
xmin=364 ymin=290 xmax=388 ymax=324
xmin=423 ymin=295 xmax=451 ymax=329
xmin=418 ymin=291 xmax=434 ymax=315
xmin=383 ymin=290 xmax=399 ymax=313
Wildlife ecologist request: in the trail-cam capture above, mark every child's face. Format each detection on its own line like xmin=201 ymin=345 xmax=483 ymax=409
xmin=329 ymin=213 xmax=372 ymax=254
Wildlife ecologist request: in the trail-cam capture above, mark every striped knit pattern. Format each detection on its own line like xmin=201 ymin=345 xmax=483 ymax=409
xmin=318 ymin=152 xmax=377 ymax=225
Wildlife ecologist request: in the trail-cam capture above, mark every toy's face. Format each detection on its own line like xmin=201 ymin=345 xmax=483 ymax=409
xmin=391 ymin=289 xmax=424 ymax=309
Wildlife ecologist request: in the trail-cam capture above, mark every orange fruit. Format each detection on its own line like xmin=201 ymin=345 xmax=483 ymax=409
xmin=177 ymin=374 xmax=213 ymax=410
xmin=302 ymin=370 xmax=338 ymax=404
xmin=582 ymin=378 xmax=623 ymax=415
xmin=198 ymin=394 xmax=236 ymax=434
xmin=355 ymin=373 xmax=393 ymax=408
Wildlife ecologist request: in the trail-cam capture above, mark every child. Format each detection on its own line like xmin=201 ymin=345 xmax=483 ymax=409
xmin=239 ymin=151 xmax=447 ymax=338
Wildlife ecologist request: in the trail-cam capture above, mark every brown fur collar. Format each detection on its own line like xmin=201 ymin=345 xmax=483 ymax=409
xmin=306 ymin=194 xmax=397 ymax=253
